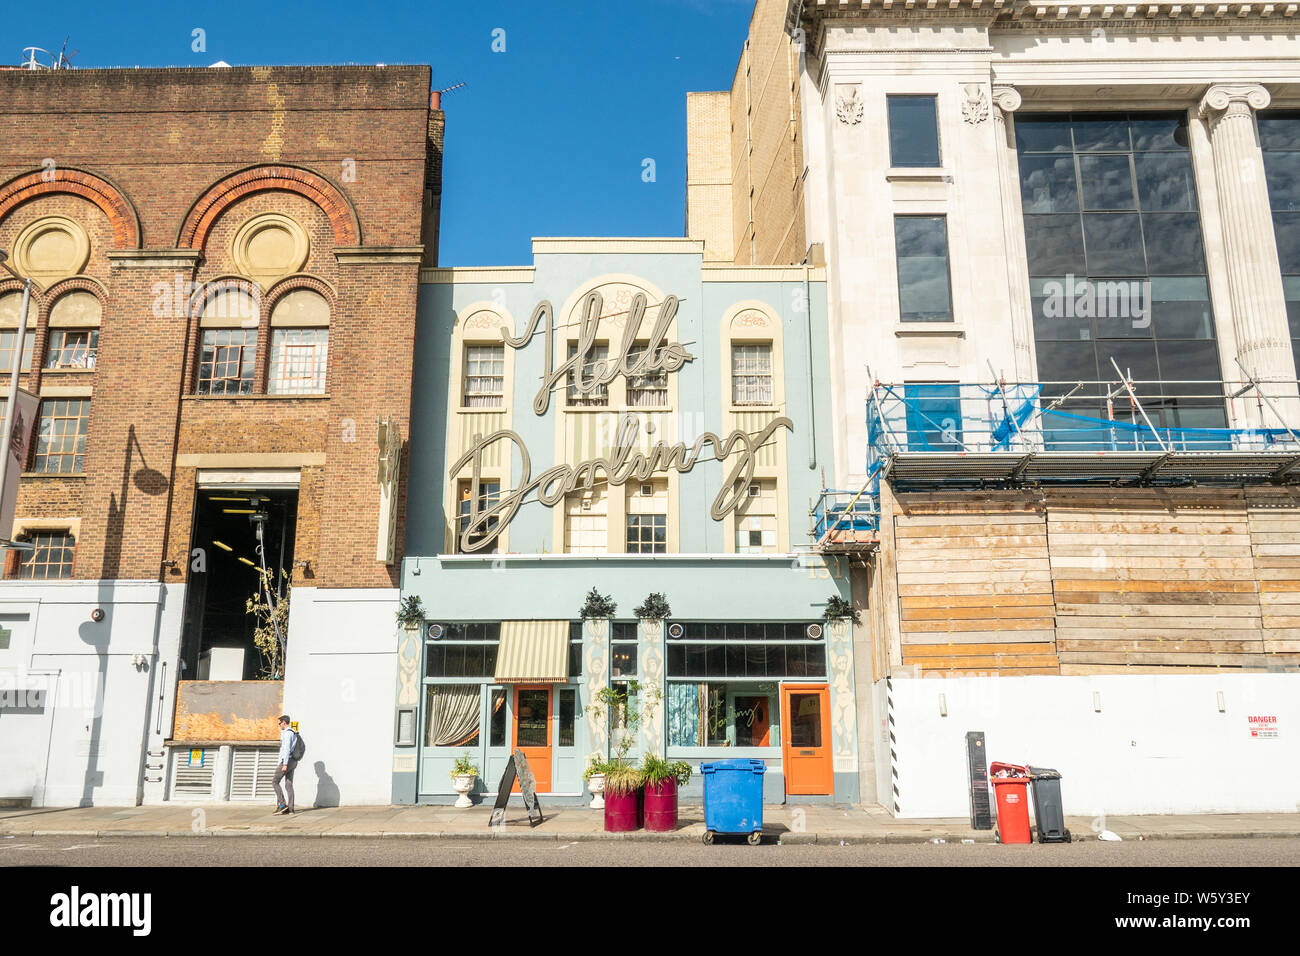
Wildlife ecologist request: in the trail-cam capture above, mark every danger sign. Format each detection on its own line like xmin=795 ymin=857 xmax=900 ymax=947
xmin=1247 ymin=715 xmax=1279 ymax=739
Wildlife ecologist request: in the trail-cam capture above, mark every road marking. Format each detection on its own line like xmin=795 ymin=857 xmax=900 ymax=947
xmin=558 ymin=842 xmax=578 ymax=849
xmin=61 ymin=843 xmax=110 ymax=851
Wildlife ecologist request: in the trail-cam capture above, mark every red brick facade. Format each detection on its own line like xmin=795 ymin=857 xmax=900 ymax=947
xmin=0 ymin=65 xmax=441 ymax=590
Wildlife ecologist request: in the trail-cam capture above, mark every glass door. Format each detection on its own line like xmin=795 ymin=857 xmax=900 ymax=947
xmin=512 ymin=685 xmax=552 ymax=792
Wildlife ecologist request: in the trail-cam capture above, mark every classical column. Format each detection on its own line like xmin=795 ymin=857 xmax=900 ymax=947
xmin=992 ymin=86 xmax=1036 ymax=383
xmin=1198 ymin=85 xmax=1298 ymax=399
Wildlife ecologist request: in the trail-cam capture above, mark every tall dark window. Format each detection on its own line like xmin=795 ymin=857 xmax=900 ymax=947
xmin=895 ymin=216 xmax=953 ymax=322
xmin=888 ymin=95 xmax=940 ymax=167
xmin=1259 ymin=111 xmax=1300 ymax=375
xmin=1017 ymin=112 xmax=1225 ymax=430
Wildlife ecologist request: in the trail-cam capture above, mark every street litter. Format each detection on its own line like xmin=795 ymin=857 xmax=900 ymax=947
xmin=1099 ymin=830 xmax=1123 ymax=841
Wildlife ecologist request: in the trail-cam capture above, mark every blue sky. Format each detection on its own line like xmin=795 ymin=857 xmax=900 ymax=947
xmin=9 ymin=0 xmax=755 ymax=265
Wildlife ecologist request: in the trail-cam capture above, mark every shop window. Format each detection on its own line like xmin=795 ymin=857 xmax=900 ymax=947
xmin=463 ymin=344 xmax=505 ymax=408
xmin=33 ymin=398 xmax=89 ymax=473
xmin=15 ymin=530 xmax=75 ymax=579
xmin=567 ymin=342 xmax=609 ymax=407
xmin=566 ymin=622 xmax=585 ymax=677
xmin=731 ymin=343 xmax=773 ymax=406
xmin=457 ymin=479 xmax=502 ymax=554
xmin=46 ymin=329 xmax=98 ymax=370
xmin=489 ymin=687 xmax=507 ymax=747
xmin=558 ymin=688 xmax=576 ymax=747
xmin=197 ymin=328 xmax=257 ymax=395
xmin=665 ymin=621 xmax=827 ymax=679
xmin=735 ymin=480 xmax=778 ymax=554
xmin=564 ymin=487 xmax=607 ymax=553
xmin=888 ymin=94 xmax=940 ymax=168
xmin=668 ymin=682 xmax=776 ymax=748
xmin=425 ymin=643 xmax=499 ymax=679
xmin=895 ymin=215 xmax=953 ymax=322
xmin=424 ymin=684 xmax=480 ymax=747
xmin=625 ymin=481 xmax=667 ymax=554
xmin=268 ymin=328 xmax=328 ymax=395
xmin=626 ymin=343 xmax=668 ymax=407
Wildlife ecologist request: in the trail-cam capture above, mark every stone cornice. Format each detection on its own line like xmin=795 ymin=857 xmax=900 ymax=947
xmin=333 ymin=246 xmax=424 ymax=266
xmin=793 ymin=0 xmax=1299 ymax=35
xmin=106 ymin=249 xmax=202 ymax=269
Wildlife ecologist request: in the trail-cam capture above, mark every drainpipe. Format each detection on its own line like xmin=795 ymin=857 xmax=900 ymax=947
xmin=803 ymin=258 xmax=816 ymax=469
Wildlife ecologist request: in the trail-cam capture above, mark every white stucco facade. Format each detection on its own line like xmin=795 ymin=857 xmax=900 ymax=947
xmin=795 ymin=2 xmax=1300 ymax=489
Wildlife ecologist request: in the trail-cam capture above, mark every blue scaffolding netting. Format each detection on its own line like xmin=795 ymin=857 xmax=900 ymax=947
xmin=813 ymin=379 xmax=1300 ymax=549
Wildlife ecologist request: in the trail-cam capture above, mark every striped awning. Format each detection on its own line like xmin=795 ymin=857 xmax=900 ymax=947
xmin=494 ymin=620 xmax=570 ymax=683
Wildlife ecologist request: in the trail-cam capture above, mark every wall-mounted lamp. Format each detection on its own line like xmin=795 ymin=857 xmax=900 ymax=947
xmin=161 ymin=559 xmax=179 ymax=574
xmin=1216 ymin=690 xmax=1226 ymax=713
xmin=1092 ymin=691 xmax=1102 ymax=713
xmin=938 ymin=693 xmax=947 ymax=717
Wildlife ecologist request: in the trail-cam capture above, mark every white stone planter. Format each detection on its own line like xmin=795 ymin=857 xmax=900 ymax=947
xmin=587 ymin=773 xmax=606 ymax=809
xmin=452 ymin=773 xmax=476 ymax=808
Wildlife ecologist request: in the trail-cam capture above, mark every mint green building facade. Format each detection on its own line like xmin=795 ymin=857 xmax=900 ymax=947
xmin=393 ymin=239 xmax=863 ymax=806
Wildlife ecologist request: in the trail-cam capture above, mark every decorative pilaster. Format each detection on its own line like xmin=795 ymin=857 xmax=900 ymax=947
xmin=827 ymin=618 xmax=858 ymax=778
xmin=582 ymin=618 xmax=610 ymax=761
xmin=637 ymin=618 xmax=666 ymax=758
xmin=1198 ymin=85 xmax=1298 ymax=399
xmin=993 ymin=85 xmax=1036 ymax=384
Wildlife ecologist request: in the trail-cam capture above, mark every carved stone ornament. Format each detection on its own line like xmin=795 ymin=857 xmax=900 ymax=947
xmin=1198 ymin=83 xmax=1271 ymax=119
xmin=962 ymin=84 xmax=990 ymax=125
xmin=835 ymin=86 xmax=864 ymax=126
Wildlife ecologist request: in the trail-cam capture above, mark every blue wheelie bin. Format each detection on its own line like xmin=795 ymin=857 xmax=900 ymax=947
xmin=700 ymin=758 xmax=766 ymax=845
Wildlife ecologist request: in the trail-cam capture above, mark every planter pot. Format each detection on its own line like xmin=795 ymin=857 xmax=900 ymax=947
xmin=451 ymin=774 xmax=476 ymax=809
xmin=643 ymin=778 xmax=678 ymax=832
xmin=587 ymin=773 xmax=606 ymax=809
xmin=603 ymin=786 xmax=642 ymax=832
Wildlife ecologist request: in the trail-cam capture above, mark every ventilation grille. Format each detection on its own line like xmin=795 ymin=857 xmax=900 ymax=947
xmin=170 ymin=752 xmax=215 ymax=797
xmin=229 ymin=748 xmax=279 ymax=800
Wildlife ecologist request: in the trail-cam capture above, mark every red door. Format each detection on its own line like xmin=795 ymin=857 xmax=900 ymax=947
xmin=781 ymin=684 xmax=833 ymax=795
xmin=512 ymin=685 xmax=552 ymax=792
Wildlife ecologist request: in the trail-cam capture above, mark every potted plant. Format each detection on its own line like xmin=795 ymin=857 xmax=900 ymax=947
xmin=583 ymin=754 xmax=611 ymax=809
xmin=587 ymin=681 xmax=647 ymax=831
xmin=579 ymin=587 xmax=617 ymax=620
xmin=602 ymin=763 xmax=645 ymax=832
xmin=396 ymin=594 xmax=426 ymax=631
xmin=642 ymin=753 xmax=692 ymax=832
xmin=449 ymin=752 xmax=479 ymax=808
xmin=633 ymin=592 xmax=671 ymax=621
xmin=823 ymin=594 xmax=860 ymax=625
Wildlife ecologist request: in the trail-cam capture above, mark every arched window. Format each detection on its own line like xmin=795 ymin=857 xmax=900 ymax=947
xmin=196 ymin=287 xmax=259 ymax=395
xmin=0 ymin=291 xmax=35 ymax=374
xmin=46 ymin=291 xmax=102 ymax=371
xmin=268 ymin=289 xmax=330 ymax=395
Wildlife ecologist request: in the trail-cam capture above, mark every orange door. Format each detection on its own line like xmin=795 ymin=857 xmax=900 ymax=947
xmin=780 ymin=684 xmax=833 ymax=795
xmin=512 ymin=685 xmax=552 ymax=793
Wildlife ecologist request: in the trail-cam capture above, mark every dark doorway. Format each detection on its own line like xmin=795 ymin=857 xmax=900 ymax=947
xmin=180 ymin=488 xmax=298 ymax=681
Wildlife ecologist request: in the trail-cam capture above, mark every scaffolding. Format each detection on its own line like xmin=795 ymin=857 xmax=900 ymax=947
xmin=810 ymin=367 xmax=1300 ymax=552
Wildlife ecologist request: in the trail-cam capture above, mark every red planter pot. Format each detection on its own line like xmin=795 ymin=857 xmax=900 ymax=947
xmin=643 ymin=779 xmax=678 ymax=832
xmin=603 ymin=787 xmax=642 ymax=832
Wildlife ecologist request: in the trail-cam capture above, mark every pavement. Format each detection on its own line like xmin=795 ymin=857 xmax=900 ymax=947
xmin=2 ymin=802 xmax=1298 ymax=844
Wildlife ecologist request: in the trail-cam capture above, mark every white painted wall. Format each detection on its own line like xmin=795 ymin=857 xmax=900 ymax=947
xmin=281 ymin=587 xmax=400 ymax=806
xmin=889 ymin=674 xmax=1300 ymax=818
xmin=0 ymin=580 xmax=183 ymax=807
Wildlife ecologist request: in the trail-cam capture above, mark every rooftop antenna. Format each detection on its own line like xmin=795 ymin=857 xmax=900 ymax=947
xmin=429 ymin=81 xmax=466 ymax=110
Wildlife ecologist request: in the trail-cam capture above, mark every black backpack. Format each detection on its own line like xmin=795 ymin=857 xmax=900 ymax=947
xmin=290 ymin=731 xmax=306 ymax=761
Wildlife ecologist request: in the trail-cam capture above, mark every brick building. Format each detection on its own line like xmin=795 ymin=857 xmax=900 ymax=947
xmin=0 ymin=65 xmax=442 ymax=807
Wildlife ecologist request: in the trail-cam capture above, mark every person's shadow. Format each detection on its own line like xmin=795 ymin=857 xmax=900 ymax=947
xmin=312 ymin=762 xmax=340 ymax=808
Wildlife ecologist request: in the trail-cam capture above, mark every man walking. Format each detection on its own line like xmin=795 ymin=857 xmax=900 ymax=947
xmin=273 ymin=714 xmax=298 ymax=815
